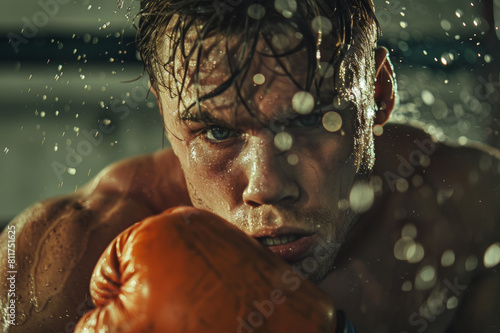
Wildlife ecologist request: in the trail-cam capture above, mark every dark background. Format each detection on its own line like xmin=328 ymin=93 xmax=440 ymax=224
xmin=1 ymin=0 xmax=499 ymax=228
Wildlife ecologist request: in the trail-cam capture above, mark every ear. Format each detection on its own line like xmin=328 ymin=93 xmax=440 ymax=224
xmin=374 ymin=47 xmax=396 ymax=126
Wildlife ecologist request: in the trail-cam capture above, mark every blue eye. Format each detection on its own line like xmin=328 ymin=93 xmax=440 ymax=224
xmin=296 ymin=114 xmax=321 ymax=127
xmin=206 ymin=126 xmax=232 ymax=141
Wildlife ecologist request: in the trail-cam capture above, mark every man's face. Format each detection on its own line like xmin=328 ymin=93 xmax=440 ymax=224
xmin=155 ymin=29 xmax=374 ymax=283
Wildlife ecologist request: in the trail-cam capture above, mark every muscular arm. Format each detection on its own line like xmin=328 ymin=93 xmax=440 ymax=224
xmin=0 ymin=149 xmax=190 ymax=332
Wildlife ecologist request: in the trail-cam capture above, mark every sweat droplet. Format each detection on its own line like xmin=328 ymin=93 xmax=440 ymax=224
xmin=322 ymin=112 xmax=342 ymax=132
xmin=292 ymin=91 xmax=314 ymax=115
xmin=274 ymin=131 xmax=293 ymax=151
xmin=349 ymin=183 xmax=374 ymax=213
xmin=483 ymin=243 xmax=500 ymax=268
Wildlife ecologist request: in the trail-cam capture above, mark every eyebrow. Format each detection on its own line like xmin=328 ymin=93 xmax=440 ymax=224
xmin=177 ymin=102 xmax=351 ymax=127
xmin=179 ymin=109 xmax=234 ymax=127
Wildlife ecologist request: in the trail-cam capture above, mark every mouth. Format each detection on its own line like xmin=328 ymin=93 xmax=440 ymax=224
xmin=256 ymin=233 xmax=315 ymax=263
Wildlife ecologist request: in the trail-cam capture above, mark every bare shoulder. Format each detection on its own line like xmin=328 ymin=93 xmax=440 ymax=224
xmin=374 ymin=122 xmax=500 ymax=228
xmin=324 ymin=123 xmax=500 ymax=331
xmin=0 ymin=149 xmax=190 ymax=332
xmin=373 ymin=122 xmax=500 ymax=255
xmin=82 ymin=148 xmax=190 ymax=212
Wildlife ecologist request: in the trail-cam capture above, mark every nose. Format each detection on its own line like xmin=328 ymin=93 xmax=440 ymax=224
xmin=242 ymin=133 xmax=300 ymax=207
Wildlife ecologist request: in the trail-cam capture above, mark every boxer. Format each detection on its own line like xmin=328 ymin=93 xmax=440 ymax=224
xmin=1 ymin=0 xmax=499 ymax=332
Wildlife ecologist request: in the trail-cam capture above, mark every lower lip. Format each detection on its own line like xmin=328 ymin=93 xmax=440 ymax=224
xmin=265 ymin=235 xmax=315 ymax=262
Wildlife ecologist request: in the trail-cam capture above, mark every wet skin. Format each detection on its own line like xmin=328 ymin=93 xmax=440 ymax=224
xmin=1 ymin=125 xmax=499 ymax=332
xmin=1 ymin=39 xmax=500 ymax=333
xmin=155 ymin=34 xmax=366 ymax=284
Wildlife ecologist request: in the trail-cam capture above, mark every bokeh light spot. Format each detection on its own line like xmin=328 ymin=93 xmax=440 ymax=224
xmin=401 ymin=280 xmax=413 ymax=292
xmin=311 ymin=16 xmax=333 ymax=35
xmin=274 ymin=0 xmax=297 ymax=18
xmin=465 ymin=255 xmax=478 ymax=271
xmin=271 ymin=34 xmax=290 ymax=50
xmin=373 ymin=124 xmax=384 ymax=136
xmin=253 ymin=73 xmax=265 ymax=85
xmin=287 ymin=154 xmax=299 ymax=165
xmin=415 ymin=265 xmax=437 ymax=290
xmin=441 ymin=249 xmax=456 ymax=267
xmin=322 ymin=112 xmax=342 ymax=132
xmin=483 ymin=243 xmax=500 ymax=268
xmin=274 ymin=131 xmax=293 ymax=151
xmin=349 ymin=183 xmax=374 ymax=213
xmin=402 ymin=223 xmax=417 ymax=239
xmin=292 ymin=91 xmax=315 ymax=115
xmin=247 ymin=4 xmax=266 ymax=20
xmin=318 ymin=62 xmax=334 ymax=78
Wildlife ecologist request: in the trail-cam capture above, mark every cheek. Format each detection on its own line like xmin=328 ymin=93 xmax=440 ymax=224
xmin=297 ymin=130 xmax=355 ymax=171
xmin=178 ymin=140 xmax=241 ymax=209
xmin=185 ymin=141 xmax=238 ymax=178
xmin=294 ymin=132 xmax=356 ymax=198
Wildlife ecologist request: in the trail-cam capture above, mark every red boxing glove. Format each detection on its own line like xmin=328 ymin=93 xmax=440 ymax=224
xmin=75 ymin=207 xmax=337 ymax=332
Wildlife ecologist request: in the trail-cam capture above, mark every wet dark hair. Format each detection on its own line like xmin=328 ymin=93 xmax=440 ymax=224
xmin=135 ymin=0 xmax=380 ymax=171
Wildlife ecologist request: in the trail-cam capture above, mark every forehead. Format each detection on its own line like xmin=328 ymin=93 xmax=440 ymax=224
xmin=160 ymin=21 xmax=367 ymax=122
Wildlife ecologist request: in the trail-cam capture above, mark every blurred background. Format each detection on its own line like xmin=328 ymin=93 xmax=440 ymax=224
xmin=1 ymin=0 xmax=499 ymax=228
